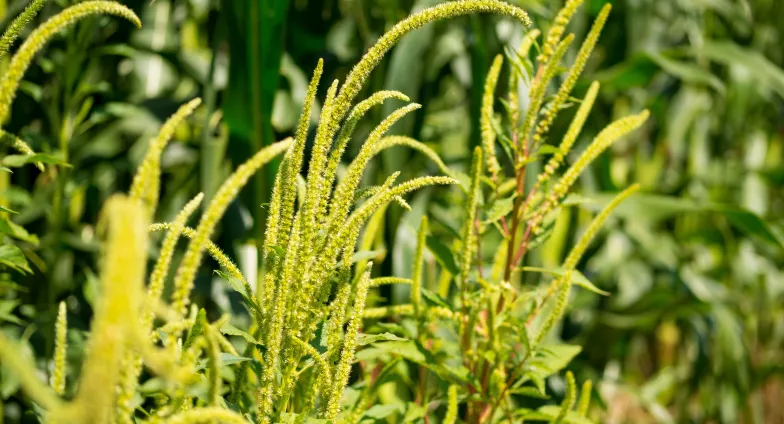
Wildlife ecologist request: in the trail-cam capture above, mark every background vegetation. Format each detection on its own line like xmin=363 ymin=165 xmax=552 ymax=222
xmin=0 ymin=0 xmax=782 ymax=423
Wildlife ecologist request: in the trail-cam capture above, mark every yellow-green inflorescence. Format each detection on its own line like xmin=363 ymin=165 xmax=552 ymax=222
xmin=481 ymin=54 xmax=504 ymax=181
xmin=0 ymin=0 xmax=46 ymax=59
xmin=0 ymin=1 xmax=141 ymax=125
xmin=51 ymin=301 xmax=68 ymax=396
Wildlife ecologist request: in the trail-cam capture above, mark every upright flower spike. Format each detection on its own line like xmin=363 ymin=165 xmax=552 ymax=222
xmin=146 ymin=194 xmax=205 ymax=319
xmin=482 ymin=55 xmax=504 ymax=181
xmin=130 ymin=98 xmax=202 ymax=216
xmin=531 ymin=111 xmax=648 ymax=233
xmin=295 ymin=172 xmax=401 ymax=345
xmin=324 ymin=264 xmax=373 ymax=421
xmin=302 ymin=79 xmax=340 ymax=242
xmin=299 ymin=175 xmax=456 ymax=343
xmin=458 ymin=148 xmax=482 ymax=348
xmin=529 ymin=81 xmax=600 ymax=205
xmin=148 ymin=223 xmax=248 ymax=287
xmin=444 ymin=384 xmax=459 ymax=424
xmin=563 ymin=184 xmax=640 ymax=269
xmin=460 ymin=147 xmax=483 ymax=287
xmin=576 ymin=379 xmax=593 ymax=416
xmin=508 ymin=29 xmax=540 ymax=126
xmin=538 ymin=0 xmax=583 ymax=65
xmin=51 ymin=301 xmax=67 ymax=396
xmin=68 ymin=195 xmax=148 ymax=424
xmin=324 ymin=266 xmax=352 ymax=358
xmin=519 ymin=35 xmax=574 ymax=151
xmin=548 ymin=111 xmax=648 ymax=199
xmin=115 ymin=194 xmax=204 ymax=424
xmin=0 ymin=0 xmax=47 ymax=59
xmin=306 ymin=1 xmax=531 ymax=189
xmin=534 ymin=4 xmax=611 ymax=145
xmin=276 ymin=60 xmax=323 ymax=251
xmin=552 ymin=371 xmax=577 ymax=424
xmin=534 ymin=271 xmax=572 ymax=346
xmin=0 ymin=1 xmax=141 ymax=125
xmin=171 ymin=138 xmax=292 ymax=317
xmin=258 ymin=214 xmax=302 ymax=423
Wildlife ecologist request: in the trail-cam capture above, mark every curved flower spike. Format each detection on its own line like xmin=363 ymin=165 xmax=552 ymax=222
xmin=130 ymin=98 xmax=202 ymax=216
xmin=171 ymin=138 xmax=292 ymax=317
xmin=0 ymin=1 xmax=141 ymax=125
xmin=0 ymin=0 xmax=46 ymax=59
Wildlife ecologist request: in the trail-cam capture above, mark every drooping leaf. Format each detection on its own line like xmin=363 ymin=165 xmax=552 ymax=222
xmin=0 ymin=244 xmax=32 ymax=274
xmin=426 ymin=235 xmax=459 ymax=275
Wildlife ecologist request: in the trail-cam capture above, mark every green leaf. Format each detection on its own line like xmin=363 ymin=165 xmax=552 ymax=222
xmin=197 ymin=353 xmax=252 ymax=370
xmin=214 ymin=270 xmax=248 ymax=297
xmin=521 ymin=267 xmax=610 ymax=296
xmin=483 ymin=194 xmax=515 ymax=224
xmin=647 ymin=52 xmax=725 ymax=93
xmin=426 ymin=235 xmax=459 ymax=275
xmin=532 ymin=344 xmax=582 ymax=377
xmin=586 ymin=193 xmax=784 ymax=251
xmin=351 ymin=249 xmax=386 ymax=264
xmin=0 ymin=244 xmax=32 ymax=274
xmin=697 ymin=40 xmax=784 ymax=97
xmin=220 ymin=323 xmax=262 ymax=347
xmin=356 ymin=332 xmax=408 ymax=346
xmin=0 ymin=217 xmax=38 ymax=245
xmin=363 ymin=403 xmax=404 ymax=420
xmin=2 ymin=153 xmax=68 ymax=168
xmin=509 ymin=386 xmax=549 ymax=400
xmin=523 ymin=406 xmax=593 ymax=424
xmin=0 ymin=299 xmax=23 ymax=325
xmin=355 ymin=341 xmax=470 ymax=384
xmin=421 ymin=289 xmax=452 ymax=309
xmin=536 ymin=145 xmax=562 ymax=155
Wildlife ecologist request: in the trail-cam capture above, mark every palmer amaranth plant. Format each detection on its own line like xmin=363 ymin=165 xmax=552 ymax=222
xmin=0 ymin=0 xmax=646 ymax=423
xmin=353 ymin=1 xmax=647 ymax=423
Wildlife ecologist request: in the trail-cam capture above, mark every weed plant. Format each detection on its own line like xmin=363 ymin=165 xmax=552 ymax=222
xmin=0 ymin=0 xmax=649 ymax=423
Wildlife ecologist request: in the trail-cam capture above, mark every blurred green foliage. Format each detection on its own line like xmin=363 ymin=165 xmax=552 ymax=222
xmin=0 ymin=0 xmax=781 ymax=422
